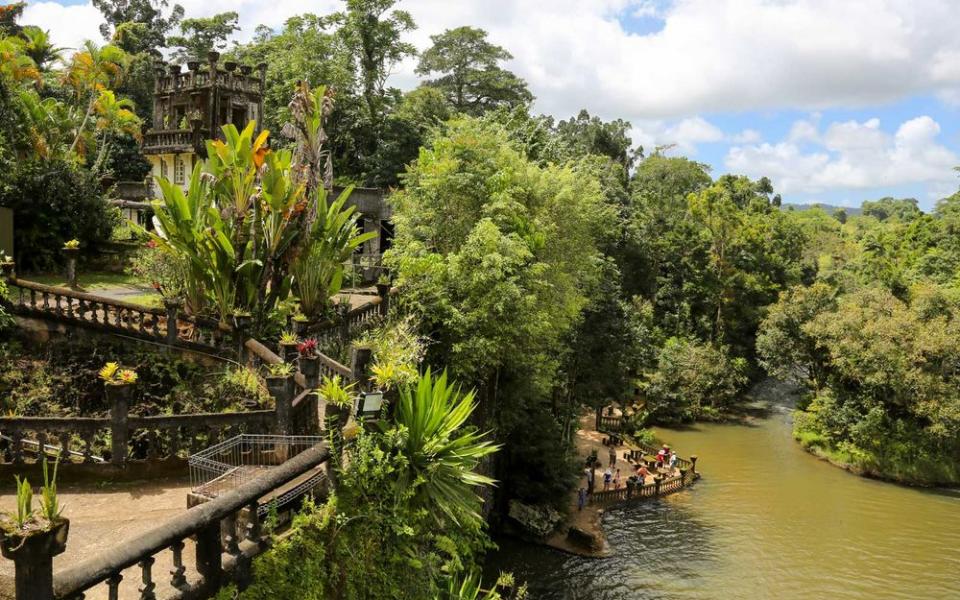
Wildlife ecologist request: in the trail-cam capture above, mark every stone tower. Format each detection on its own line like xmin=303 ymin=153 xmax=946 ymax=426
xmin=141 ymin=51 xmax=267 ymax=194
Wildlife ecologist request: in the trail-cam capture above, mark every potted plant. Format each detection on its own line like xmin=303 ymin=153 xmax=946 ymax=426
xmin=375 ymin=274 xmax=392 ymax=298
xmin=318 ymin=374 xmax=356 ymax=431
xmin=278 ymin=331 xmax=300 ymax=363
xmin=232 ymin=309 xmax=252 ymax=331
xmin=292 ymin=312 xmax=309 ymax=336
xmin=100 ymin=362 xmax=138 ymax=404
xmin=264 ymin=362 xmax=295 ymax=399
xmin=297 ymin=338 xmax=320 ymax=383
xmin=0 ymin=458 xmax=69 ymax=560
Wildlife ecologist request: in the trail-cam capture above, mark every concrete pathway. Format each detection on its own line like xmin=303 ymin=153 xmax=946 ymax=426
xmin=0 ymin=476 xmax=194 ymax=600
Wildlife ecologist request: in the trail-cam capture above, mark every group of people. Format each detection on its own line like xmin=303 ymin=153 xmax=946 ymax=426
xmin=578 ymin=444 xmax=680 ymax=510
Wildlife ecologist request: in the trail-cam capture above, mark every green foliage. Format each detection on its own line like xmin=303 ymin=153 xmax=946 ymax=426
xmin=92 ymin=0 xmax=184 ymax=53
xmin=0 ymin=158 xmax=119 ymax=270
xmin=643 ymin=337 xmax=748 ymax=423
xmin=318 ymin=374 xmax=355 ymax=408
xmin=361 ymin=317 xmax=426 ymax=391
xmin=387 ymin=117 xmax=610 ymax=504
xmin=39 ymin=457 xmax=62 ymax=522
xmin=394 ymin=369 xmax=499 ymax=526
xmin=167 ymin=11 xmax=239 ymax=63
xmin=291 ymin=186 xmax=375 ymax=320
xmin=416 ymin=26 xmax=532 ymax=115
xmin=238 ymin=371 xmax=498 ymax=600
xmin=13 ymin=474 xmax=32 ymax=529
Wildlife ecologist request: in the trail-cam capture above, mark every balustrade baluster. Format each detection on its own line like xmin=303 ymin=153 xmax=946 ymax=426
xmin=37 ymin=432 xmax=47 ymax=461
xmin=138 ymin=310 xmax=146 ymax=333
xmin=59 ymin=431 xmax=71 ymax=461
xmin=245 ymin=502 xmax=261 ymax=541
xmin=146 ymin=429 xmax=158 ymax=460
xmin=10 ymin=432 xmax=23 ymax=464
xmin=82 ymin=431 xmax=95 ymax=464
xmin=42 ymin=291 xmax=49 ymax=310
xmin=114 ymin=305 xmax=122 ymax=328
xmin=169 ymin=540 xmax=187 ymax=588
xmin=66 ymin=295 xmax=74 ymax=318
xmin=151 ymin=313 xmax=160 ymax=337
xmin=28 ymin=288 xmax=35 ymax=309
xmin=222 ymin=512 xmax=241 ymax=555
xmin=138 ymin=556 xmax=157 ymax=600
xmin=106 ymin=572 xmax=122 ymax=600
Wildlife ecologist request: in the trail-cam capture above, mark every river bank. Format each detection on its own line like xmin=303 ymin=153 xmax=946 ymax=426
xmin=484 ymin=387 xmax=960 ymax=599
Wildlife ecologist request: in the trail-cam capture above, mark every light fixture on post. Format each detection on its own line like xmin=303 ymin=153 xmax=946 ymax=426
xmin=355 ymin=390 xmax=385 ymax=420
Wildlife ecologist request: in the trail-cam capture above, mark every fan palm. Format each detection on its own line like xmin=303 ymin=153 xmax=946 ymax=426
xmin=393 ymin=368 xmax=500 ymax=526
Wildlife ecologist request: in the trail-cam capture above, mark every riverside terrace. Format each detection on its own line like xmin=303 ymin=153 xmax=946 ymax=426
xmin=0 ymin=269 xmax=395 ymax=600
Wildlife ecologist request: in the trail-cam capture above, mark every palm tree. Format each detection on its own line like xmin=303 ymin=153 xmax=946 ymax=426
xmin=19 ymin=26 xmax=65 ymax=72
xmin=16 ymin=88 xmax=77 ymax=160
xmin=393 ymin=368 xmax=500 ymax=526
xmin=91 ymin=89 xmax=142 ymax=172
xmin=0 ymin=36 xmax=39 ymax=85
xmin=64 ymin=41 xmax=127 ymax=156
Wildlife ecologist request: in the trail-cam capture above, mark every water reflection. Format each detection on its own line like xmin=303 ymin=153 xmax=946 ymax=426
xmin=485 ymin=403 xmax=960 ymax=599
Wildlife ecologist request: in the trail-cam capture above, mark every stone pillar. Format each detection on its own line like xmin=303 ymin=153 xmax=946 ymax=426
xmin=350 ymin=346 xmax=372 ymax=393
xmin=1 ymin=520 xmax=69 ymax=600
xmin=376 ymin=283 xmax=391 ymax=317
xmin=194 ymin=521 xmax=222 ymax=589
xmin=337 ymin=303 xmax=351 ymax=343
xmin=279 ymin=342 xmax=299 ymax=364
xmin=63 ymin=247 xmax=79 ymax=289
xmin=207 ymin=51 xmax=220 ymax=135
xmin=107 ymin=383 xmax=133 ymax=466
xmin=690 ymin=455 xmax=698 ymax=475
xmin=266 ymin=374 xmax=293 ymax=434
xmin=232 ymin=313 xmax=251 ymax=366
xmin=164 ymin=298 xmax=182 ymax=346
xmin=299 ymin=355 xmax=321 ymax=389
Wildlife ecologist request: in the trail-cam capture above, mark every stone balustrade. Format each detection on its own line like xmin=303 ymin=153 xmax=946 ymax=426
xmin=4 ymin=278 xmax=238 ymax=357
xmin=39 ymin=443 xmax=331 ymax=600
xmin=588 ymin=466 xmax=699 ymax=506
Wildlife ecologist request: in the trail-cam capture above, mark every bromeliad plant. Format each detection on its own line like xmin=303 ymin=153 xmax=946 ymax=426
xmin=318 ymin=374 xmax=355 ymax=408
xmin=11 ymin=475 xmax=32 ymax=530
xmin=63 ymin=239 xmax=80 ymax=250
xmin=99 ymin=362 xmax=138 ymax=385
xmin=297 ymin=338 xmax=318 ymax=358
xmin=266 ymin=362 xmax=295 ymax=378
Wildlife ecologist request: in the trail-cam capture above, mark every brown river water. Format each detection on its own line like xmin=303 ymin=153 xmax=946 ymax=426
xmin=485 ymin=398 xmax=960 ymax=599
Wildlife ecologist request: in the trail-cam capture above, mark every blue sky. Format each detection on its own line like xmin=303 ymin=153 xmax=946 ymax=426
xmin=23 ymin=0 xmax=960 ymax=210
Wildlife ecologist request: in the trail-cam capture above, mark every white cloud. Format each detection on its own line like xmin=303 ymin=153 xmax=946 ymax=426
xmin=21 ymin=0 xmax=960 ymax=123
xmin=726 ymin=115 xmax=960 ymax=196
xmin=21 ymin=2 xmax=104 ymax=52
xmin=731 ymin=128 xmax=761 ymax=144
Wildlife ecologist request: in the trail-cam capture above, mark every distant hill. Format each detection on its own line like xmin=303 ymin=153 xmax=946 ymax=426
xmin=782 ymin=203 xmax=862 ymax=216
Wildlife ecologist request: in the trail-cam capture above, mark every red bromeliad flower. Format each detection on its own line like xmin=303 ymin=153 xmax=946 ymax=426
xmin=298 ymin=338 xmax=318 ymax=357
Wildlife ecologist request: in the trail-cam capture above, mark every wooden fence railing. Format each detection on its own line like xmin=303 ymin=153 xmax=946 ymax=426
xmin=588 ymin=468 xmax=698 ymax=506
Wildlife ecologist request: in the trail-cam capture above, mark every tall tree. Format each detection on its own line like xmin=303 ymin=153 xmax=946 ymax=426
xmin=167 ymin=11 xmax=239 ymax=63
xmin=91 ymin=0 xmax=183 ymax=54
xmin=416 ymin=26 xmax=532 ymax=115
xmin=337 ymin=0 xmax=416 ymax=132
xmin=19 ymin=26 xmax=65 ymax=72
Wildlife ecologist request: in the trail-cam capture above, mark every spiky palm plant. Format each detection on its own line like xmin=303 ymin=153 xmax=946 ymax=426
xmin=394 ymin=369 xmax=499 ymax=526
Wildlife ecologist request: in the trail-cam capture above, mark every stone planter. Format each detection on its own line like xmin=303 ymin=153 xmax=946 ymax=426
xmin=0 ymin=519 xmax=70 ymax=560
xmin=375 ymin=282 xmax=391 ymax=297
xmin=265 ymin=374 xmax=292 ymax=399
xmin=279 ymin=342 xmax=299 ymax=364
xmin=299 ymin=355 xmax=320 ymax=386
xmin=324 ymin=402 xmax=349 ymax=431
xmin=187 ymin=60 xmax=201 ymax=72
xmin=106 ymin=382 xmax=134 ymax=465
xmin=292 ymin=318 xmax=309 ymax=337
xmin=232 ymin=313 xmax=252 ymax=330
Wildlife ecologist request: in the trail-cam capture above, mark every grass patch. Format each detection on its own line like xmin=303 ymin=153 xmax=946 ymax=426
xmin=29 ymin=270 xmax=149 ymax=291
